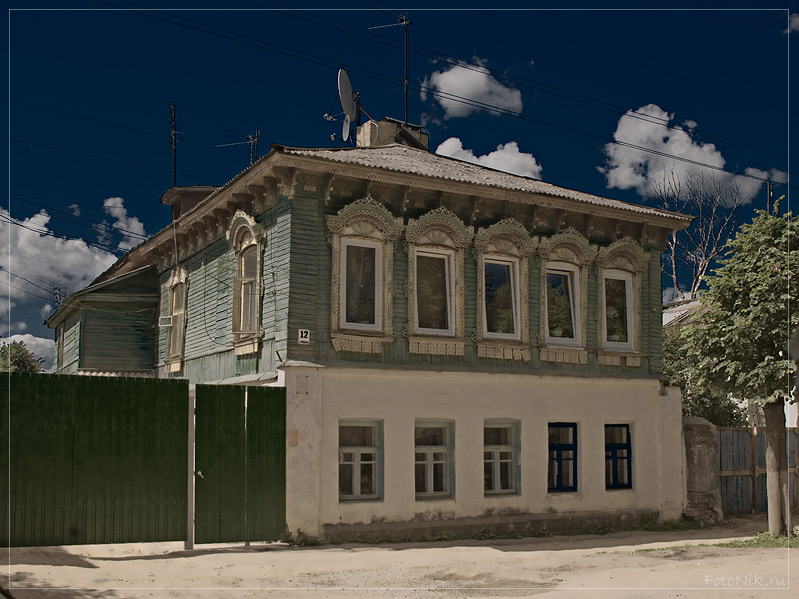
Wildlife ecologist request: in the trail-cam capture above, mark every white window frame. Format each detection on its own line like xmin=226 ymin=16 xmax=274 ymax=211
xmin=338 ymin=421 xmax=382 ymax=501
xmin=413 ymin=248 xmax=455 ymax=337
xmin=234 ymin=243 xmax=259 ymax=339
xmin=57 ymin=325 xmax=64 ymax=370
xmin=339 ymin=238 xmax=383 ymax=332
xmin=482 ymin=256 xmax=520 ymax=341
xmin=414 ymin=421 xmax=454 ymax=499
xmin=601 ymin=269 xmax=634 ymax=351
xmin=484 ymin=421 xmax=519 ymax=495
xmin=544 ymin=261 xmax=581 ymax=347
xmin=166 ymin=280 xmax=187 ymax=361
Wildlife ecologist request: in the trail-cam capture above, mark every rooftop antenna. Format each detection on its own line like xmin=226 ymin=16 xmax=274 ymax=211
xmin=323 ymin=69 xmax=375 ymax=144
xmin=168 ymin=101 xmax=177 ymax=186
xmin=217 ymin=126 xmax=260 ymax=165
xmin=369 ymin=8 xmax=412 ymax=126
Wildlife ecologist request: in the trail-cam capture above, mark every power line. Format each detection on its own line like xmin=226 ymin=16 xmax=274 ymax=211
xmin=0 ymin=266 xmax=52 ymax=294
xmin=99 ymin=2 xmax=791 ymax=187
xmin=0 ymin=213 xmax=126 ymax=255
xmin=3 ymin=281 xmax=53 ymax=303
xmin=249 ymin=0 xmax=791 ymax=163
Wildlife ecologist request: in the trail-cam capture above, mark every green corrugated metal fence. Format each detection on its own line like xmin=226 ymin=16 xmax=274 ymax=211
xmin=194 ymin=385 xmax=285 ymax=544
xmin=1 ymin=372 xmax=189 ymax=547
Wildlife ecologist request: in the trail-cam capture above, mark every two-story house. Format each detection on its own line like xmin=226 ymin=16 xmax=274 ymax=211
xmin=46 ymin=118 xmax=691 ymax=540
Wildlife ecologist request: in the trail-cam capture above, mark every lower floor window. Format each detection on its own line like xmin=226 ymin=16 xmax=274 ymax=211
xmin=605 ymin=424 xmax=632 ymax=489
xmin=339 ymin=422 xmax=381 ymax=500
xmin=415 ymin=423 xmax=452 ymax=498
xmin=548 ymin=422 xmax=577 ymax=492
xmin=484 ymin=423 xmax=517 ymax=494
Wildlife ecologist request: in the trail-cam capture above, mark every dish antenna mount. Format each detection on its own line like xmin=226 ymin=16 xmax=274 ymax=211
xmin=324 ymin=69 xmax=374 ymax=144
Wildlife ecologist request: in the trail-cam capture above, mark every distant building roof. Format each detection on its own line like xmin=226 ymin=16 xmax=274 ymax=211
xmin=662 ymin=299 xmax=705 ymax=327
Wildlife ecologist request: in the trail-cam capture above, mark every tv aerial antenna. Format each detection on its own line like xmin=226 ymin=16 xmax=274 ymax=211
xmin=323 ymin=69 xmax=374 ymax=143
xmin=216 ymin=125 xmax=260 ymax=165
xmin=369 ymin=8 xmax=412 ymax=126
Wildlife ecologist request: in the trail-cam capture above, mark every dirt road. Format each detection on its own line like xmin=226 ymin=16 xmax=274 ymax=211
xmin=2 ymin=516 xmax=795 ymax=598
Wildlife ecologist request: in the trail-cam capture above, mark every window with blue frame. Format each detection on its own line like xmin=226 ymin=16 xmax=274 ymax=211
xmin=548 ymin=423 xmax=577 ymax=492
xmin=605 ymin=424 xmax=632 ymax=489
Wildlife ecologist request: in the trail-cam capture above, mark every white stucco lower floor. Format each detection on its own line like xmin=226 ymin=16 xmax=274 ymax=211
xmin=281 ymin=365 xmax=685 ymax=539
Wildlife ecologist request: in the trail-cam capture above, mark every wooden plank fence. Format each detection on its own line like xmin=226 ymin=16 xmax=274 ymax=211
xmin=717 ymin=427 xmax=798 ymax=515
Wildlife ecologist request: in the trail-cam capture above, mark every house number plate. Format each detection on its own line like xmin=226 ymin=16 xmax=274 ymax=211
xmin=298 ymin=329 xmax=310 ymax=344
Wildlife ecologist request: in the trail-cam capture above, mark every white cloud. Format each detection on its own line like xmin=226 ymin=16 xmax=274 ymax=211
xmin=436 ymin=137 xmax=543 ymax=179
xmin=67 ymin=203 xmax=81 ymax=217
xmin=3 ymin=333 xmax=55 ymax=372
xmin=422 ymin=58 xmax=523 ymax=119
xmin=0 ymin=208 xmax=118 ymax=336
xmin=598 ymin=103 xmax=787 ymax=204
xmin=103 ymin=197 xmax=147 ymax=250
xmin=785 ymin=13 xmax=799 ymax=33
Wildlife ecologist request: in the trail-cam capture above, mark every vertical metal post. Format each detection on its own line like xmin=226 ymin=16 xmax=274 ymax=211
xmin=244 ymin=387 xmax=249 ymax=547
xmin=185 ymin=385 xmax=195 ymax=550
xmin=751 ymin=427 xmax=757 ymax=514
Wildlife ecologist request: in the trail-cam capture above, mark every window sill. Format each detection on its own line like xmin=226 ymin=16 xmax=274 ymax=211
xmin=539 ymin=346 xmax=588 ymax=365
xmin=415 ymin=494 xmax=453 ymax=501
xmin=485 ymin=490 xmax=519 ymax=497
xmin=605 ymin=486 xmax=634 ymax=491
xmin=477 ymin=341 xmax=530 ymax=361
xmin=164 ymin=358 xmax=183 ymax=373
xmin=331 ymin=332 xmax=393 ymax=354
xmin=409 ymin=336 xmax=465 ymax=356
xmin=596 ymin=351 xmax=641 ymax=367
xmin=339 ymin=496 xmax=382 ymax=503
xmin=234 ymin=337 xmax=260 ymax=356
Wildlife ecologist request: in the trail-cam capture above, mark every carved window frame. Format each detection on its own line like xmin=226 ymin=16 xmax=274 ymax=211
xmin=327 ymin=197 xmax=403 ymax=353
xmin=165 ymin=267 xmax=189 ymax=372
xmin=595 ymin=238 xmax=647 ymax=361
xmin=474 ymin=219 xmax=535 ymax=359
xmin=339 ymin=238 xmax=383 ymax=333
xmin=227 ymin=211 xmax=265 ymax=356
xmin=406 ymin=207 xmax=473 ymax=355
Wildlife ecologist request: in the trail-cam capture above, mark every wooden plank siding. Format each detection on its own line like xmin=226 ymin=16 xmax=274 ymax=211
xmin=58 ymin=315 xmax=81 ymax=373
xmin=283 ymin=187 xmax=664 ymax=378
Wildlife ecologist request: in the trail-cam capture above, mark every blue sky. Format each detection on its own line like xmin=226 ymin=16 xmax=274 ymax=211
xmin=2 ymin=1 xmax=795 ymax=369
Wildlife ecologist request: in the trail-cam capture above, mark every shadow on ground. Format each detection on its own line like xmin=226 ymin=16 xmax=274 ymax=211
xmin=1 ymin=573 xmax=115 ymax=599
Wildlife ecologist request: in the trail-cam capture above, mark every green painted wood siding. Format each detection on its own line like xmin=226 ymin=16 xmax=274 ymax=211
xmin=285 ymin=190 xmax=665 ymax=378
xmin=81 ymin=305 xmax=157 ymax=371
xmin=57 ymin=315 xmax=81 ymax=373
xmin=156 ymin=198 xmax=291 ymax=383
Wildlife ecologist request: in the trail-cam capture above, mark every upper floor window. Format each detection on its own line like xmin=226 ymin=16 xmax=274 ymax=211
xmin=235 ymin=239 xmax=259 ymax=337
xmin=327 ymin=198 xmax=403 ymax=352
xmin=167 ymin=280 xmax=187 ymax=360
xmin=414 ymin=248 xmax=455 ymax=336
xmin=602 ymin=269 xmax=634 ymax=351
xmin=340 ymin=238 xmax=383 ymax=332
xmin=545 ymin=262 xmax=581 ymax=346
xmin=227 ymin=211 xmax=265 ymax=355
xmin=483 ymin=257 xmax=520 ymax=340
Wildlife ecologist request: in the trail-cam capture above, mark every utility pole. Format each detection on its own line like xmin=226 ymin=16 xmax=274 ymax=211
xmin=169 ymin=101 xmax=177 ymax=187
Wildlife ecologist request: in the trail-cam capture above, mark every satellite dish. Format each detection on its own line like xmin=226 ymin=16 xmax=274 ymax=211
xmin=338 ymin=69 xmax=357 ymax=122
xmin=342 ymin=114 xmax=351 ymax=142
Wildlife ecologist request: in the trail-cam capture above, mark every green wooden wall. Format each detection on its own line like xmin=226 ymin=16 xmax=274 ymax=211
xmin=283 ymin=186 xmax=665 ymax=379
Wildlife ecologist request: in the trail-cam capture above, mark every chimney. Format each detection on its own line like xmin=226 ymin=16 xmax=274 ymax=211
xmin=356 ymin=117 xmax=429 ymax=150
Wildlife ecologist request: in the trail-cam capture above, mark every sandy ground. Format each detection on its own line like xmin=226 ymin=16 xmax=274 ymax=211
xmin=2 ymin=515 xmax=795 ymax=598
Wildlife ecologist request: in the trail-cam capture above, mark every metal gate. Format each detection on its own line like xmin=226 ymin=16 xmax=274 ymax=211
xmin=1 ymin=372 xmax=188 ymax=547
xmin=194 ymin=385 xmax=286 ymax=543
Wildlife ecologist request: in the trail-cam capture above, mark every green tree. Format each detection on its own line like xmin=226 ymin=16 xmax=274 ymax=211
xmin=662 ymin=326 xmax=747 ymax=426
xmin=686 ymin=205 xmax=797 ymax=536
xmin=0 ymin=340 xmax=43 ymax=373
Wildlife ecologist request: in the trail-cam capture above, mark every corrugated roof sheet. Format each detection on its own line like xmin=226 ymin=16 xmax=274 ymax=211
xmin=279 ymin=144 xmax=690 ymax=221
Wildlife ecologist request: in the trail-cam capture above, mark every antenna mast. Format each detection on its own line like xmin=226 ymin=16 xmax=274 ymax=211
xmin=370 ymin=9 xmax=412 ymax=126
xmin=168 ymin=101 xmax=177 ymax=186
xmin=217 ymin=126 xmax=260 ymax=166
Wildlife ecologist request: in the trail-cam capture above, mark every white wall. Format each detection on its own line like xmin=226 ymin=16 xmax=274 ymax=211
xmin=284 ymin=366 xmax=684 ymax=536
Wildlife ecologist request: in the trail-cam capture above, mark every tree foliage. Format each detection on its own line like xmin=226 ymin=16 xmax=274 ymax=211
xmin=686 ymin=208 xmax=797 ymax=405
xmin=662 ymin=326 xmax=746 ymax=426
xmin=0 ymin=341 xmax=43 ymax=373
